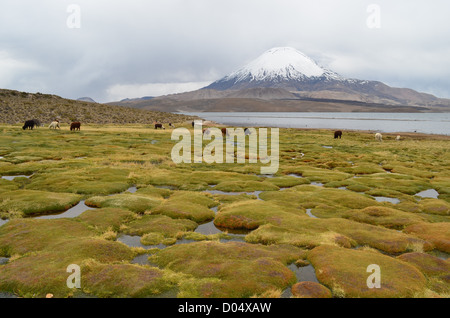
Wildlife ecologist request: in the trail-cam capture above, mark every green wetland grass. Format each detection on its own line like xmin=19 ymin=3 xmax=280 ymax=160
xmin=0 ymin=123 xmax=449 ymax=298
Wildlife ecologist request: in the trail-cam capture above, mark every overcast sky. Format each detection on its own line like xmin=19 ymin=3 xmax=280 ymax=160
xmin=1 ymin=0 xmax=449 ymax=103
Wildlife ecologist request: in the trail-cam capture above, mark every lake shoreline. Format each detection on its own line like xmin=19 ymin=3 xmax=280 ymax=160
xmin=180 ymin=112 xmax=450 ymax=136
xmin=193 ymin=120 xmax=450 ymax=139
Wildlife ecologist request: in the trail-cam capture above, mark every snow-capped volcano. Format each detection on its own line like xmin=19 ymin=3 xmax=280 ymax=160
xmin=113 ymin=46 xmax=450 ymax=112
xmin=205 ymin=47 xmax=343 ymax=90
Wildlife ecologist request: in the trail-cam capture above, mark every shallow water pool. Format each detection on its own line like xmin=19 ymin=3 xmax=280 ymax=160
xmin=373 ymin=196 xmax=400 ymax=204
xmin=306 ymin=209 xmax=318 ymax=218
xmin=34 ymin=200 xmax=95 ymax=220
xmin=281 ymin=264 xmax=320 ymax=298
xmin=1 ymin=174 xmax=33 ymax=180
xmin=415 ymin=189 xmax=439 ymax=199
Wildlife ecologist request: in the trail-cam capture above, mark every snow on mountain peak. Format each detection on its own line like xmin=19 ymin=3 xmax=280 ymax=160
xmin=226 ymin=47 xmax=342 ymax=83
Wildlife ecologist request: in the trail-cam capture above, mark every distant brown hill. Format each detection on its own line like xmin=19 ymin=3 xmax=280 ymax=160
xmin=0 ymin=89 xmax=197 ymax=125
xmin=108 ymin=87 xmax=450 ymax=113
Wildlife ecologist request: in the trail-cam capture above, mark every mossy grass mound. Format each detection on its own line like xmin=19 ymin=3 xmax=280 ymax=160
xmin=387 ymin=165 xmax=435 ymax=179
xmin=213 ymin=180 xmax=279 ymax=192
xmin=265 ymin=175 xmax=310 ymax=188
xmin=339 ymin=173 xmax=431 ymax=195
xmin=150 ymin=241 xmax=305 ymax=297
xmin=431 ymin=176 xmax=450 ymax=198
xmin=342 ymin=206 xmax=426 ymax=230
xmin=26 ymin=167 xmax=131 ymax=195
xmin=182 ymin=231 xmax=233 ymax=242
xmin=168 ymin=191 xmax=217 ymax=208
xmin=77 ymin=208 xmax=137 ymax=232
xmin=245 ymin=216 xmax=430 ymax=254
xmin=209 ymin=193 xmax=257 ymax=204
xmin=291 ymin=281 xmax=332 ymax=298
xmin=0 ymin=238 xmax=136 ymax=298
xmin=397 ymin=252 xmax=450 ymax=278
xmin=214 ymin=200 xmax=303 ymax=230
xmin=85 ymin=193 xmax=162 ymax=214
xmin=134 ymin=185 xmax=173 ymax=199
xmin=151 ymin=192 xmax=216 ymax=223
xmin=404 ymin=222 xmax=450 ymax=253
xmin=418 ymin=198 xmax=450 ymax=216
xmin=0 ymin=218 xmax=95 ymax=256
xmin=308 ymin=245 xmax=427 ymax=297
xmin=0 ymin=190 xmax=81 ymax=217
xmin=122 ymin=214 xmax=197 ymax=245
xmin=0 ymin=179 xmax=20 ymax=194
xmin=81 ymin=261 xmax=181 ymax=298
xmin=259 ymin=185 xmax=378 ymax=217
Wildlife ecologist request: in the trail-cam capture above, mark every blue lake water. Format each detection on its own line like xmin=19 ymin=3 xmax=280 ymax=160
xmin=180 ymin=112 xmax=450 ymax=135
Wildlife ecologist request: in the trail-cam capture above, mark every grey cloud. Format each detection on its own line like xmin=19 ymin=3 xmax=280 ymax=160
xmin=0 ymin=0 xmax=449 ymax=103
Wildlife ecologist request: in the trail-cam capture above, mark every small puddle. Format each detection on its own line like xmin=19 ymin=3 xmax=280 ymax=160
xmin=1 ymin=174 xmax=33 ymax=180
xmin=310 ymin=182 xmax=324 ymax=187
xmin=204 ymin=190 xmax=262 ymax=200
xmin=0 ymin=219 xmax=9 ymax=227
xmin=34 ymin=200 xmax=95 ymax=219
xmin=338 ymin=186 xmax=347 ymax=190
xmin=126 ymin=186 xmax=137 ymax=193
xmin=289 ymin=264 xmax=320 ymax=283
xmin=154 ymin=185 xmax=177 ymax=190
xmin=322 ymin=146 xmax=333 ymax=149
xmin=253 ymin=191 xmax=263 ymax=200
xmin=131 ymin=254 xmax=152 ymax=266
xmin=287 ymin=174 xmax=303 ymax=178
xmin=0 ymin=257 xmax=9 ymax=265
xmin=194 ymin=221 xmax=248 ymax=240
xmin=0 ymin=292 xmax=18 ymax=298
xmin=373 ymin=196 xmax=400 ymax=204
xmin=204 ymin=190 xmax=239 ymax=196
xmin=281 ymin=264 xmax=320 ymax=298
xmin=195 ymin=221 xmax=223 ymax=235
xmin=415 ymin=189 xmax=439 ymax=199
xmin=257 ymin=174 xmax=275 ymax=178
xmin=117 ymin=235 xmax=160 ymax=250
xmin=216 ymin=227 xmax=251 ymax=235
xmin=306 ymin=209 xmax=318 ymax=218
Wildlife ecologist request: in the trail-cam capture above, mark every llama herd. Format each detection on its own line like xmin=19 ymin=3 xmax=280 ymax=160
xmin=22 ymin=119 xmax=81 ymax=131
xmin=21 ymin=119 xmax=401 ymax=141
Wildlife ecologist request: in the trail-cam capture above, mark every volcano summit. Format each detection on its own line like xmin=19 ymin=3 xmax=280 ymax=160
xmin=205 ymin=47 xmax=344 ymax=91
